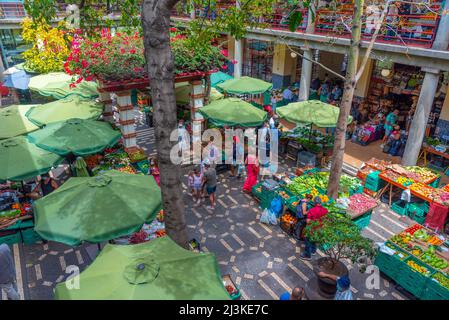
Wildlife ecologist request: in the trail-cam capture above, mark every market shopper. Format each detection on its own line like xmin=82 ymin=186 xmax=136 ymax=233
xmin=230 ymin=136 xmax=245 ymax=179
xmin=381 ymin=109 xmax=399 ymax=147
xmin=300 ymin=196 xmax=328 ymax=261
xmin=148 ymin=157 xmax=160 ymax=186
xmin=317 ymin=272 xmax=353 ymax=300
xmin=192 ymin=167 xmax=203 ymax=206
xmin=283 ymin=87 xmax=294 ymax=103
xmin=243 ymin=154 xmax=260 ymax=193
xmin=293 ymin=194 xmax=313 ymax=241
xmin=279 ymin=287 xmax=305 ymax=300
xmin=0 ymin=244 xmax=20 ymax=300
xmin=203 ymin=162 xmax=217 ymax=210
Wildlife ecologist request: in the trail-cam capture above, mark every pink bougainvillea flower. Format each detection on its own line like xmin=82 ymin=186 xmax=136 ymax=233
xmin=231 ymin=60 xmax=237 ymax=65
xmin=69 ymin=83 xmax=76 ymax=89
xmin=221 ymin=49 xmax=228 ymax=57
xmin=116 ymin=32 xmax=122 ymax=37
xmin=120 ymin=48 xmax=126 ymax=54
xmin=170 ymin=27 xmax=177 ymax=32
xmin=86 ymin=75 xmax=94 ymax=81
xmin=76 ymin=77 xmax=83 ymax=84
xmin=130 ymin=49 xmax=136 ymax=54
xmin=81 ymin=60 xmax=89 ymax=68
xmin=221 ymin=64 xmax=228 ymax=70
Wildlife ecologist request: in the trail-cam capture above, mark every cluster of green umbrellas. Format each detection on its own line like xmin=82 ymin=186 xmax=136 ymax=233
xmin=28 ymin=72 xmax=99 ymax=100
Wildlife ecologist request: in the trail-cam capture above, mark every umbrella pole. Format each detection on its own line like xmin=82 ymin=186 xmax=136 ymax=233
xmin=309 ymin=124 xmax=312 ymax=142
xmin=97 ymin=243 xmax=102 ymax=251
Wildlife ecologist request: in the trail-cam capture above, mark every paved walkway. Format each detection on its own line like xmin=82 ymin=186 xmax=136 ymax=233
xmin=4 ymin=109 xmax=415 ymax=300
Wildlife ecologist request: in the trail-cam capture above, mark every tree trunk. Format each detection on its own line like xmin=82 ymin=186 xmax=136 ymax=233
xmin=142 ymin=0 xmax=189 ymax=248
xmin=327 ymin=0 xmax=363 ymax=199
xmin=204 ymin=73 xmax=211 ymax=105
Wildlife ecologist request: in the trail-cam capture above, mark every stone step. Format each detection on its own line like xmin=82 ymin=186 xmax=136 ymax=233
xmin=325 ymin=161 xmax=359 ymax=177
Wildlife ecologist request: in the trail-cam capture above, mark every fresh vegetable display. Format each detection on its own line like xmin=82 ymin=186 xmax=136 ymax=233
xmin=407 ymin=259 xmax=432 ymax=276
xmin=281 ymin=214 xmax=297 ymax=225
xmin=347 ymin=193 xmax=378 ymax=215
xmin=432 ymin=272 xmax=449 ymax=290
xmin=116 ymin=166 xmax=136 ymax=174
xmin=404 ymin=166 xmax=438 ymax=184
xmin=396 ymin=176 xmax=414 ymax=187
xmin=420 ymin=247 xmax=448 ymax=270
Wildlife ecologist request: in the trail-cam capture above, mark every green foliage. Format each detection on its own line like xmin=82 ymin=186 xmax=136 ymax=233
xmin=288 ymin=10 xmax=303 ymax=32
xmin=24 ymin=0 xmax=57 ymax=25
xmin=304 ymin=214 xmax=376 ymax=265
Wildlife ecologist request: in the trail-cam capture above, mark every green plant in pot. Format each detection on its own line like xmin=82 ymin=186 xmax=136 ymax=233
xmin=304 ymin=214 xmax=376 ymax=298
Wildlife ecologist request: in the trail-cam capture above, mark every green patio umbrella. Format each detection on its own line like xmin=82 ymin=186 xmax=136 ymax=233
xmin=28 ymin=72 xmax=98 ymax=100
xmin=276 ymin=100 xmax=353 ymax=128
xmin=199 ymin=97 xmax=267 ymax=127
xmin=211 ymin=71 xmax=233 ymax=87
xmin=27 ymin=119 xmax=121 ymax=156
xmin=175 ymin=83 xmax=224 ymax=105
xmin=25 ymin=96 xmax=103 ymax=126
xmin=216 ymin=76 xmax=272 ymax=95
xmin=0 ymin=136 xmax=63 ymax=182
xmin=0 ymin=104 xmax=40 ymax=139
xmin=54 ymin=236 xmax=230 ymax=300
xmin=34 ymin=170 xmax=162 ymax=246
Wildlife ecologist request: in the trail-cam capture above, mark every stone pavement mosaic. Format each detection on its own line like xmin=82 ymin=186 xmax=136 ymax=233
xmin=4 ymin=109 xmax=416 ymax=300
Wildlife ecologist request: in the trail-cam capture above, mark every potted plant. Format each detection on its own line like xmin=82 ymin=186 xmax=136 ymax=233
xmin=304 ymin=213 xmax=376 ymax=298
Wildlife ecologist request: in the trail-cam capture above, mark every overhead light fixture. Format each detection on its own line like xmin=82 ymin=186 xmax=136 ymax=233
xmin=290 ymin=52 xmax=297 ymax=58
xmin=381 ymin=69 xmax=391 ymax=77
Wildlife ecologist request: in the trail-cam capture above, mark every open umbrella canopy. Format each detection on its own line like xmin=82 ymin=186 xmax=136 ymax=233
xmin=216 ymin=76 xmax=273 ymax=95
xmin=54 ymin=236 xmax=230 ymax=300
xmin=0 ymin=136 xmax=63 ymax=182
xmin=27 ymin=119 xmax=121 ymax=156
xmin=0 ymin=104 xmax=40 ymax=139
xmin=199 ymin=97 xmax=268 ymax=127
xmin=28 ymin=72 xmax=98 ymax=100
xmin=34 ymin=170 xmax=162 ymax=246
xmin=211 ymin=71 xmax=233 ymax=87
xmin=3 ymin=70 xmax=31 ymax=90
xmin=175 ymin=82 xmax=224 ymax=105
xmin=276 ymin=100 xmax=353 ymax=128
xmin=25 ymin=96 xmax=103 ymax=126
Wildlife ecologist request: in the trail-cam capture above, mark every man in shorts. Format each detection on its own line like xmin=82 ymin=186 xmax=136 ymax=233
xmin=202 ymin=162 xmax=217 ymax=210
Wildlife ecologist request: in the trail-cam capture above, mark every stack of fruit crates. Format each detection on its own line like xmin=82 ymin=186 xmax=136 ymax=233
xmin=374 ymin=241 xmax=409 ymax=279
xmin=353 ymin=210 xmax=373 ymax=229
xmin=391 ymin=201 xmax=409 ymax=216
xmin=364 ymin=171 xmax=386 ymax=192
xmin=397 ymin=256 xmax=433 ymax=299
xmin=421 ymin=272 xmax=449 ymax=300
xmin=407 ymin=202 xmax=429 ymax=225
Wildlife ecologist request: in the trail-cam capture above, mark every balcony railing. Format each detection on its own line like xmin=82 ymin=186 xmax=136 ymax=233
xmin=170 ymin=1 xmax=444 ymax=49
xmin=0 ymin=2 xmax=26 ymax=19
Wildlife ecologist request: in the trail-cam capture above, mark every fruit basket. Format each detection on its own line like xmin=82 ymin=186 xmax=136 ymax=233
xmin=223 ymin=274 xmax=241 ymax=300
xmin=280 ymin=213 xmax=297 ymax=235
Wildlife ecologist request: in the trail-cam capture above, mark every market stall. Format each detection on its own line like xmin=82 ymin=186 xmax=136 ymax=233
xmin=375 ymin=224 xmax=449 ymax=300
xmin=216 ymin=76 xmax=272 ymax=108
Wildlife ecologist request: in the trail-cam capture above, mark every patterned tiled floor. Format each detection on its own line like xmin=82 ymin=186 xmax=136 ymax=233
xmin=5 ymin=109 xmax=414 ymax=300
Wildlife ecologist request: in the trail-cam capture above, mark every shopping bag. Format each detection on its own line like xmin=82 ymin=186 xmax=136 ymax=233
xmin=267 ymin=209 xmax=278 ymax=225
xmin=260 ymin=208 xmax=271 ymax=225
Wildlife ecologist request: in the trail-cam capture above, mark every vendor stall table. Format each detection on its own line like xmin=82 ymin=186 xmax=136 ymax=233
xmin=375 ymin=224 xmax=449 ymax=300
xmin=418 ymin=146 xmax=449 ymax=175
xmin=0 ymin=215 xmax=41 ymax=245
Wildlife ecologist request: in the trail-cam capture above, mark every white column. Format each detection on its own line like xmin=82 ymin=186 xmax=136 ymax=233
xmin=190 ymin=80 xmax=205 ymax=164
xmin=298 ymin=49 xmax=313 ymax=101
xmin=116 ymin=90 xmax=137 ymax=152
xmin=402 ymin=68 xmax=440 ymax=166
xmin=234 ymin=39 xmax=243 ymax=79
xmin=98 ymin=86 xmax=114 ymax=123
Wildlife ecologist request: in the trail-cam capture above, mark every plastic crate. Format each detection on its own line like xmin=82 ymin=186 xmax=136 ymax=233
xmin=365 ymin=179 xmax=386 ymax=192
xmin=422 ymin=273 xmax=449 ymax=300
xmin=297 ymin=151 xmax=316 ymax=168
xmin=391 ymin=201 xmax=409 ymax=216
xmin=304 ymin=167 xmax=320 ymax=175
xmin=374 ymin=246 xmax=409 ymax=279
xmin=349 ymin=185 xmax=364 ymax=196
xmin=22 ymin=228 xmax=42 ymax=244
xmin=428 ymin=176 xmax=441 ymax=188
xmin=353 ymin=211 xmax=372 ymax=229
xmin=0 ymin=231 xmax=21 ymax=245
xmin=396 ymin=256 xmax=433 ymax=298
xmin=408 ymin=202 xmax=429 ymax=216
